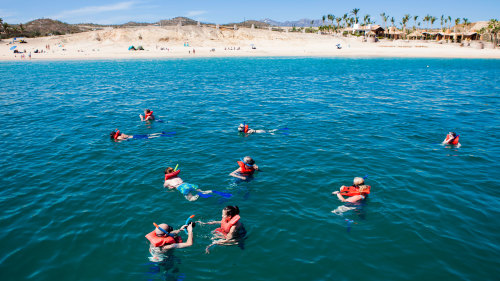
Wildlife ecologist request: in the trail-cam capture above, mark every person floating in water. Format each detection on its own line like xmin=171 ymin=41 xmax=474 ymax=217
xmin=197 ymin=206 xmax=246 ymax=254
xmin=237 ymin=123 xmax=278 ymax=134
xmin=229 ymin=156 xmax=259 ymax=180
xmin=164 ymin=167 xmax=212 ymax=201
xmin=442 ymin=132 xmax=461 ymax=147
xmin=140 ymin=109 xmax=155 ymax=121
xmin=331 ymin=177 xmax=371 ymax=215
xmin=145 ymin=222 xmax=194 ymax=262
xmin=110 ymin=129 xmax=174 ymax=141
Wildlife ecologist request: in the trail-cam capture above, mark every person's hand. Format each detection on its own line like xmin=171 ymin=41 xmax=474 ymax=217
xmin=180 ymin=224 xmax=187 ymax=231
xmin=196 ymin=220 xmax=204 ymax=225
xmin=187 ymin=223 xmax=193 ymax=232
xmin=332 ymin=191 xmax=339 ymax=195
xmin=205 ymin=245 xmax=211 ymax=254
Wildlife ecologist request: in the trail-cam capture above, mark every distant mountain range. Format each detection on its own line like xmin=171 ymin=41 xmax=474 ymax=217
xmin=261 ymin=18 xmax=323 ymax=27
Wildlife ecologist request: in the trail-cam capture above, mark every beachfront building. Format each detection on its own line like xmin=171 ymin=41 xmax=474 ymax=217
xmin=345 ymin=24 xmax=385 ymax=37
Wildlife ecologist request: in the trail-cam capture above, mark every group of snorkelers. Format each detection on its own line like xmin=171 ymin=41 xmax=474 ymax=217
xmin=111 ymin=109 xmax=461 ymax=260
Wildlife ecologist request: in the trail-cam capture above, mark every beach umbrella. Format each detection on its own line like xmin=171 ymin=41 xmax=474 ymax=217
xmin=10 ymin=46 xmax=17 ymax=50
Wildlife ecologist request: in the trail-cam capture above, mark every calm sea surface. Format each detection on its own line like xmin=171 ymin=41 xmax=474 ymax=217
xmin=0 ymin=57 xmax=499 ymax=281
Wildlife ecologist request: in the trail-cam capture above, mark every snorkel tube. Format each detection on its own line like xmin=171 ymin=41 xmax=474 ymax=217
xmin=153 ymin=222 xmax=171 ymax=236
xmin=184 ymin=215 xmax=195 ymax=234
xmin=240 ymin=158 xmax=253 ymax=167
xmin=174 ymin=164 xmax=179 ymax=171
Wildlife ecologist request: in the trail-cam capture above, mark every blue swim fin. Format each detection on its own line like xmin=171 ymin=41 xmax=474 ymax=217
xmin=212 ymin=190 xmax=233 ymax=198
xmin=197 ymin=192 xmax=213 ymax=198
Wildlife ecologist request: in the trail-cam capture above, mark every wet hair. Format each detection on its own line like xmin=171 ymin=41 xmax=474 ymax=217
xmin=110 ymin=131 xmax=119 ymax=139
xmin=238 ymin=124 xmax=244 ymax=132
xmin=145 ymin=109 xmax=151 ymax=113
xmin=165 ymin=167 xmax=174 ymax=174
xmin=224 ymin=206 xmax=240 ymax=217
xmin=450 ymin=132 xmax=457 ymax=137
xmin=353 ymin=177 xmax=364 ymax=186
xmin=156 ymin=224 xmax=174 ymax=236
xmin=243 ymin=156 xmax=255 ymax=165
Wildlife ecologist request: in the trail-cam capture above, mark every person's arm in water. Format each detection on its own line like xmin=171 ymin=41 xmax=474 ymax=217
xmin=229 ymin=168 xmax=247 ymax=180
xmin=332 ymin=191 xmax=364 ymax=203
xmin=205 ymin=224 xmax=239 ymax=253
xmin=196 ymin=220 xmax=221 ymax=225
xmin=159 ymin=224 xmax=193 ymax=251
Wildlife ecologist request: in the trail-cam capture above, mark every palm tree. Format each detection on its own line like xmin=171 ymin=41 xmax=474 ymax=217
xmin=363 ymin=14 xmax=371 ymax=26
xmin=2 ymin=23 xmax=9 ymax=36
xmin=335 ymin=17 xmax=341 ymax=33
xmin=448 ymin=16 xmax=452 ymax=30
xmin=440 ymin=15 xmax=444 ymax=31
xmin=342 ymin=13 xmax=348 ymax=29
xmin=413 ymin=15 xmax=419 ymax=31
xmin=487 ymin=19 xmax=500 ymax=48
xmin=322 ymin=15 xmax=326 ymax=24
xmin=380 ymin=12 xmax=386 ymax=29
xmin=402 ymin=14 xmax=410 ymax=39
xmin=462 ymin=18 xmax=469 ymax=33
xmin=430 ymin=16 xmax=436 ymax=30
xmin=351 ymin=8 xmax=360 ymax=24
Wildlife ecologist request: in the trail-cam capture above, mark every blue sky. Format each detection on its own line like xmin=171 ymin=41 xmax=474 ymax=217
xmin=0 ymin=0 xmax=498 ymax=25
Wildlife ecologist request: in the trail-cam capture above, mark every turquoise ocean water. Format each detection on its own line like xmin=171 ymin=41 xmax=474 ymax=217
xmin=0 ymin=57 xmax=499 ymax=281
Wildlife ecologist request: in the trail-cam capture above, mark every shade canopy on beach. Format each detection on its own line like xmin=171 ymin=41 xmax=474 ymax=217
xmin=10 ymin=46 xmax=17 ymax=50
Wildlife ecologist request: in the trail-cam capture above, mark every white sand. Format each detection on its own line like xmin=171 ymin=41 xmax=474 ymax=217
xmin=1 ymin=25 xmax=499 ymax=61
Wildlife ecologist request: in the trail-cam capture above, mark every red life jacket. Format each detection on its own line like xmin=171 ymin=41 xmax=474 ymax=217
xmin=113 ymin=130 xmax=121 ymax=140
xmin=244 ymin=124 xmax=249 ymax=133
xmin=340 ymin=185 xmax=371 ymax=197
xmin=237 ymin=161 xmax=254 ymax=175
xmin=445 ymin=134 xmax=460 ymax=145
xmin=215 ymin=215 xmax=240 ymax=238
xmin=145 ymin=231 xmax=182 ymax=247
xmin=164 ymin=170 xmax=181 ymax=181
xmin=145 ymin=111 xmax=154 ymax=120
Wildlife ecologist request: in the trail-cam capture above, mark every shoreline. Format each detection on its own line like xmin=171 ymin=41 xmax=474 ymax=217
xmin=2 ymin=26 xmax=499 ymax=61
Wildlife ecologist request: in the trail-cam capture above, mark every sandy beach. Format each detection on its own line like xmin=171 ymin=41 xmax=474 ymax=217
xmin=1 ymin=25 xmax=499 ymax=60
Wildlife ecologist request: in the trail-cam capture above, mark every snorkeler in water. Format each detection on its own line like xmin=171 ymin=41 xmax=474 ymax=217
xmin=164 ymin=167 xmax=213 ymax=201
xmin=229 ymin=156 xmax=259 ymax=180
xmin=197 ymin=205 xmax=246 ymax=254
xmin=140 ymin=109 xmax=155 ymax=121
xmin=331 ymin=177 xmax=370 ymax=215
xmin=237 ymin=123 xmax=280 ymax=134
xmin=145 ymin=222 xmax=194 ymax=262
xmin=442 ymin=132 xmax=461 ymax=148
xmin=110 ymin=129 xmax=175 ymax=141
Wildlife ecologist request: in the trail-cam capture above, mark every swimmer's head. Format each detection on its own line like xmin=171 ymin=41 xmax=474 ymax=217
xmin=223 ymin=205 xmax=240 ymax=218
xmin=155 ymin=223 xmax=173 ymax=236
xmin=243 ymin=156 xmax=255 ymax=165
xmin=165 ymin=167 xmax=174 ymax=174
xmin=145 ymin=109 xmax=151 ymax=114
xmin=110 ymin=131 xmax=120 ymax=139
xmin=449 ymin=132 xmax=457 ymax=137
xmin=238 ymin=124 xmax=245 ymax=132
xmin=353 ymin=177 xmax=364 ymax=186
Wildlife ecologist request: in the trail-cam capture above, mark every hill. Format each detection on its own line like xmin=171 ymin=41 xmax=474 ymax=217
xmin=24 ymin=18 xmax=85 ymax=36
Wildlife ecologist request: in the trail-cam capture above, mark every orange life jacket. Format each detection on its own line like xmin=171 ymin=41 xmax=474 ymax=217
xmin=145 ymin=231 xmax=182 ymax=247
xmin=113 ymin=130 xmax=121 ymax=140
xmin=340 ymin=185 xmax=371 ymax=197
xmin=215 ymin=215 xmax=240 ymax=238
xmin=237 ymin=161 xmax=254 ymax=175
xmin=145 ymin=111 xmax=154 ymax=120
xmin=164 ymin=170 xmax=181 ymax=181
xmin=244 ymin=124 xmax=249 ymax=133
xmin=445 ymin=134 xmax=460 ymax=145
